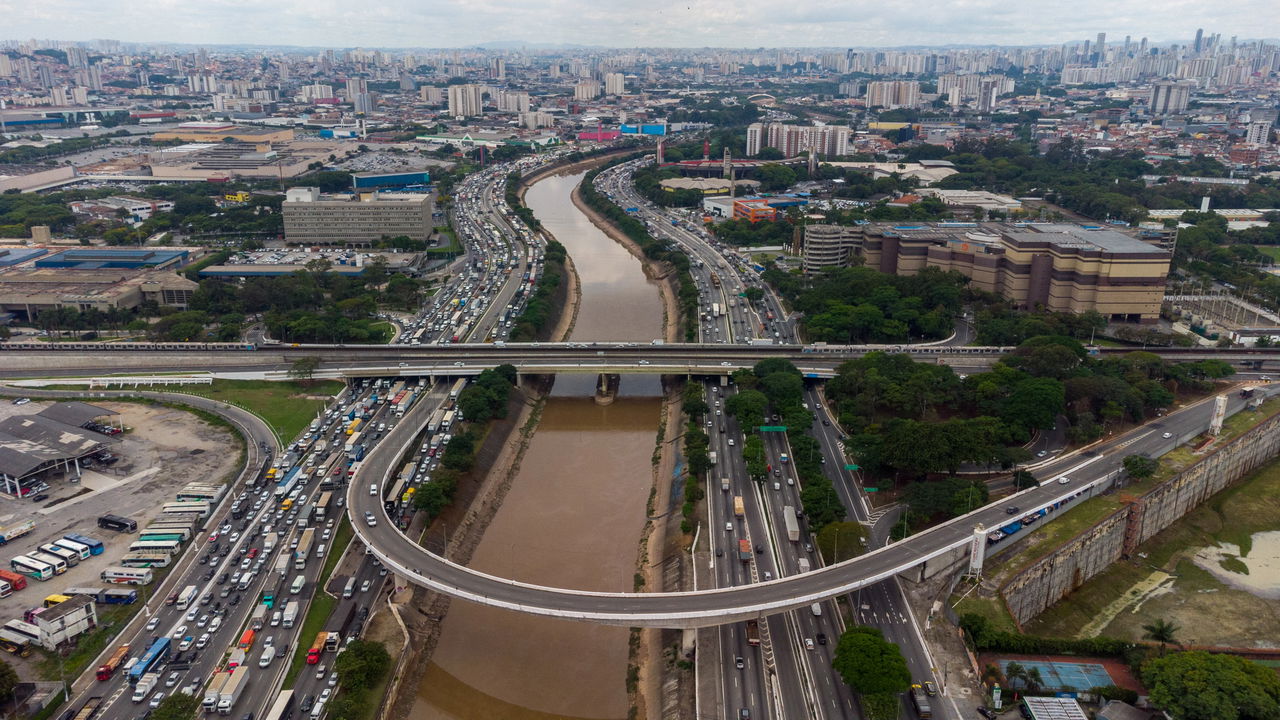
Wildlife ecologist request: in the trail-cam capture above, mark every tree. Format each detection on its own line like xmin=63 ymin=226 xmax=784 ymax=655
xmin=1143 ymin=651 xmax=1280 ymax=720
xmin=1011 ymin=470 xmax=1038 ymax=490
xmin=334 ymin=639 xmax=392 ymax=688
xmin=151 ymin=692 xmax=202 ymax=720
xmin=1123 ymin=454 xmax=1159 ymax=481
xmin=1143 ymin=618 xmax=1180 ymax=656
xmin=832 ymin=626 xmax=912 ymax=695
xmin=288 ymin=356 xmax=321 ymax=381
xmin=0 ymin=660 xmax=16 ymax=701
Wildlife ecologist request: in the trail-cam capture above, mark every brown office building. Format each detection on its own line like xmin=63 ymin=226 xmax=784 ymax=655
xmin=844 ymin=223 xmax=1170 ymax=323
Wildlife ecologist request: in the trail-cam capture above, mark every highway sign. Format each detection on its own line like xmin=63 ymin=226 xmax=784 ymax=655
xmin=864 ymin=488 xmax=879 ymax=492
xmin=759 ymin=426 xmax=787 ymax=432
xmin=845 ymin=464 xmax=859 ymax=471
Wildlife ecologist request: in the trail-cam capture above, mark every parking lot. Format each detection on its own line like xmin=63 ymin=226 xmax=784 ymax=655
xmin=0 ymin=400 xmax=241 ymax=680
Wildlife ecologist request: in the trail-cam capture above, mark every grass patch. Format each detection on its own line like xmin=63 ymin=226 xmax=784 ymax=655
xmin=178 ymin=379 xmax=344 ymax=443
xmin=1218 ymin=555 xmax=1250 ymax=575
xmin=425 ymin=226 xmax=462 ymax=256
xmin=35 ymin=605 xmax=133 ymax=681
xmin=284 ymin=516 xmax=353 ymax=688
xmin=953 ymin=593 xmax=1020 ymax=636
xmin=349 ymin=668 xmax=394 ymax=720
xmin=370 ymin=322 xmax=395 ymax=343
xmin=1253 ymin=245 xmax=1280 ymax=262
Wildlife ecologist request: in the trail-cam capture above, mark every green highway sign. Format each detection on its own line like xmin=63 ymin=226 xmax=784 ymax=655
xmin=864 ymin=487 xmax=879 ymax=492
xmin=845 ymin=464 xmax=860 ymax=471
xmin=759 ymin=426 xmax=788 ymax=432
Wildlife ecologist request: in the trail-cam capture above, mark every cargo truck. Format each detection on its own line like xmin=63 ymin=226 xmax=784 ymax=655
xmin=218 ymin=666 xmax=250 ymax=715
xmin=708 ymin=451 xmax=717 ymax=466
xmin=132 ymin=672 xmax=159 ymax=702
xmin=70 ymin=696 xmax=102 ymax=720
xmin=738 ymin=539 xmax=752 ymax=562
xmin=798 ymin=558 xmax=811 ymax=573
xmin=202 ymin=673 xmax=228 ymax=712
xmin=783 ymin=506 xmax=800 ymax=542
xmin=262 ymin=532 xmax=277 ymax=553
xmin=250 ymin=604 xmax=267 ymax=630
xmin=226 ymin=648 xmax=246 ymax=670
xmin=0 ymin=520 xmax=35 ymax=545
xmin=96 ymin=644 xmax=130 ymax=681
xmin=282 ymin=600 xmax=299 ymax=629
xmin=745 ymin=619 xmax=760 ymax=646
xmin=295 ymin=527 xmax=315 ymax=569
xmin=720 ymin=478 xmax=730 ymax=492
xmin=733 ymin=496 xmax=745 ymax=518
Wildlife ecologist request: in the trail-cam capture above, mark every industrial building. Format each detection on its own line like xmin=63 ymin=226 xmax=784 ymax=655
xmin=146 ymin=141 xmax=339 ymax=181
xmin=282 ymin=187 xmax=435 ymax=247
xmin=34 ymin=248 xmax=189 ymax=270
xmin=68 ymin=196 xmax=175 ymax=223
xmin=151 ymin=122 xmax=295 ymax=143
xmin=0 ymin=266 xmax=198 ymax=321
xmin=802 ymin=222 xmax=1172 ymax=322
xmin=0 ymin=403 xmax=117 ymax=496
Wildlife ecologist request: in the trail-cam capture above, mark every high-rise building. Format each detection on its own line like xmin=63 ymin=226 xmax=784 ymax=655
xmin=604 ymin=72 xmax=625 ymax=95
xmin=447 ymin=84 xmax=485 ymax=117
xmin=489 ymin=57 xmax=506 ymax=80
xmin=865 ymin=80 xmax=921 ymax=108
xmin=71 ymin=86 xmax=88 ymax=105
xmin=300 ymin=84 xmax=335 ymax=102
xmin=745 ymin=123 xmax=850 ymax=158
xmin=573 ymin=80 xmax=601 ymax=101
xmin=37 ymin=64 xmax=54 ymax=89
xmin=50 ymin=87 xmax=69 ymax=106
xmin=353 ymin=92 xmax=376 ymax=114
xmin=1194 ymin=28 xmax=1204 ymax=53
xmin=419 ymin=86 xmax=444 ymax=104
xmin=1246 ymin=120 xmax=1273 ymax=145
xmin=494 ymin=90 xmax=530 ymax=113
xmin=345 ymin=78 xmax=368 ymax=99
xmin=0 ymin=54 xmax=11 ymax=77
xmin=802 ymin=224 xmax=861 ymax=273
xmin=1149 ymin=81 xmax=1192 ymax=115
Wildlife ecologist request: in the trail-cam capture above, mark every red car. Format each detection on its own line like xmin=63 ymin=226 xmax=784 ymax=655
xmin=207 ymin=533 xmax=219 ymax=542
xmin=247 ymin=548 xmax=259 ymax=559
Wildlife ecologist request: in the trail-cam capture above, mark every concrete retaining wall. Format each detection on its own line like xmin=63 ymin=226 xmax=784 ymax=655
xmin=1000 ymin=408 xmax=1280 ymax=626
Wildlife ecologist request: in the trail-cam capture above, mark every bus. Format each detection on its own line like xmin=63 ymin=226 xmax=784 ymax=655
xmin=43 ymin=594 xmax=71 ymax=608
xmin=137 ymin=532 xmax=186 ymax=544
xmin=64 ymin=533 xmax=104 ymax=555
xmin=176 ymin=486 xmax=223 ymax=502
xmin=98 ymin=514 xmax=136 ymax=532
xmin=38 ymin=544 xmax=79 ymax=567
xmin=305 ymin=631 xmax=327 ymax=664
xmin=161 ymin=501 xmax=210 ymax=519
xmin=0 ymin=580 xmax=10 ymax=599
xmin=911 ymin=684 xmax=932 ymax=719
xmin=119 ymin=552 xmax=172 ymax=568
xmin=315 ymin=491 xmax=333 ymax=519
xmin=27 ymin=552 xmax=67 ymax=575
xmin=262 ymin=690 xmax=295 ymax=720
xmin=52 ymin=538 xmax=91 ymax=560
xmin=127 ymin=637 xmax=171 ymax=684
xmin=128 ymin=540 xmax=181 ymax=556
xmin=96 ymin=644 xmax=131 ymax=681
xmin=101 ymin=567 xmax=153 ymax=585
xmin=2 ymin=620 xmax=39 ymax=646
xmin=144 ymin=524 xmax=194 ymax=541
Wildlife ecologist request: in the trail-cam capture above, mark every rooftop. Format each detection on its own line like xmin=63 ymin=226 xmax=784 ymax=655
xmin=1007 ymin=224 xmax=1165 ymax=255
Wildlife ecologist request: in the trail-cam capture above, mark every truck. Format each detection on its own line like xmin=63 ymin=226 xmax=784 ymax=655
xmin=132 ymin=672 xmax=159 ymax=703
xmin=721 ymin=478 xmax=731 ymax=492
xmin=71 ymin=696 xmax=103 ymax=720
xmin=202 ymin=673 xmax=229 ymax=712
xmin=217 ymin=666 xmax=250 ymax=715
xmin=733 ymin=496 xmax=745 ymax=518
xmin=745 ymin=619 xmax=760 ymax=646
xmin=709 ymin=451 xmax=718 ymax=466
xmin=295 ymin=527 xmax=316 ymax=569
xmin=262 ymin=532 xmax=277 ymax=553
xmin=226 ymin=648 xmax=246 ymax=670
xmin=738 ymin=539 xmax=753 ymax=562
xmin=96 ymin=644 xmax=130 ymax=681
xmin=798 ymin=558 xmax=812 ymax=573
xmin=175 ymin=584 xmax=198 ymax=609
xmin=783 ymin=505 xmax=800 ymax=542
xmin=282 ymin=600 xmax=299 ymax=629
xmin=0 ymin=520 xmax=35 ymax=545
xmin=250 ymin=604 xmax=267 ymax=630
xmin=911 ymin=684 xmax=933 ymax=719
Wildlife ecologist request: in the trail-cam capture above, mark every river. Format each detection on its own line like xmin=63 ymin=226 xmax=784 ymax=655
xmin=412 ymin=169 xmax=666 ymax=719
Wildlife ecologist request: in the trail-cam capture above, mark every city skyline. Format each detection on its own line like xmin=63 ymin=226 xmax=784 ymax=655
xmin=4 ymin=0 xmax=1280 ymax=50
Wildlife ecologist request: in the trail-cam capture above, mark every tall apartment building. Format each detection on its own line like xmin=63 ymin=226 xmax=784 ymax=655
xmin=494 ymin=90 xmax=530 ymax=113
xmin=745 ymin=123 xmax=850 ymax=157
xmin=300 ymin=84 xmax=335 ymax=102
xmin=604 ymin=72 xmax=626 ymax=95
xmin=345 ymin=78 xmax=368 ymax=98
xmin=419 ymin=86 xmax=444 ymax=104
xmin=574 ymin=80 xmax=601 ymax=101
xmin=1149 ymin=81 xmax=1193 ymax=115
xmin=1246 ymin=120 xmax=1274 ymax=145
xmin=489 ymin=57 xmax=506 ymax=80
xmin=447 ymin=84 xmax=485 ymax=117
xmin=802 ymin=224 xmax=861 ymax=273
xmin=282 ymin=187 xmax=435 ymax=247
xmin=865 ymin=80 xmax=921 ymax=109
xmin=858 ymin=223 xmax=1171 ymax=322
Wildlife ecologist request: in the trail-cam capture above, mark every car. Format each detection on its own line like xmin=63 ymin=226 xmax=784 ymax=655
xmin=924 ymin=681 xmax=937 ymax=696
xmin=1005 ymin=506 xmax=1020 ymax=515
xmin=300 ymin=695 xmax=315 ymax=713
xmin=1058 ymin=476 xmax=1071 ymax=485
xmin=1162 ymin=432 xmax=1173 ymax=439
xmin=149 ymin=691 xmax=165 ymax=709
xmin=247 ymin=548 xmax=259 ymax=559
xmin=229 ymin=594 xmax=241 ymax=607
xmin=217 ymin=573 xmax=229 ymax=585
xmin=328 ymin=672 xmax=338 ymax=687
xmin=364 ymin=512 xmax=377 ymax=527
xmin=207 ymin=533 xmax=219 ymax=543
xmin=146 ymin=617 xmax=161 ymax=631
xmin=804 ymin=638 xmax=815 ymax=650
xmin=1036 ymin=450 xmax=1047 ymax=458
xmin=229 ymin=532 xmax=241 ymax=543
xmin=170 ymin=625 xmax=187 ymax=640
xmin=165 ymin=671 xmax=181 ymax=687
xmin=14 ymin=398 xmax=30 ymax=405
xmin=178 ymin=636 xmax=194 ymax=651
xmin=219 ymin=586 xmax=232 ymax=598
xmin=763 ymin=571 xmax=772 ymax=580
xmin=315 ymin=664 xmax=327 ymax=680
xmin=31 ymin=493 xmax=47 ymax=502
xmin=196 ymin=614 xmax=209 ymax=627
xmin=739 ymin=710 xmax=750 ymax=720
xmin=734 ymin=655 xmax=744 ymax=669
xmin=318 ymin=688 xmax=332 ymax=703
xmin=379 ymin=567 xmax=387 ymax=576
xmin=816 ymin=632 xmax=827 ymax=645
xmin=715 ymin=548 xmax=723 ymax=557
xmin=196 ymin=633 xmax=210 ymax=649
xmin=978 ymin=707 xmax=998 ymax=719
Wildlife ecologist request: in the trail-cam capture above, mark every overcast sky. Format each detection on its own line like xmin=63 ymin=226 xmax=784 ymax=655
xmin=4 ymin=0 xmax=1278 ymax=50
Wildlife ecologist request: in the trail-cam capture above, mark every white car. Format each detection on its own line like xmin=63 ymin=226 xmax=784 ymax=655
xmin=196 ymin=633 xmax=210 ymax=649
xmin=1058 ymin=476 xmax=1071 ymax=485
xmin=1162 ymin=432 xmax=1173 ymax=439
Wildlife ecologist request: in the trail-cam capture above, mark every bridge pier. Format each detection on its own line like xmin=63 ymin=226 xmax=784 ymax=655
xmin=595 ymin=373 xmax=620 ymax=405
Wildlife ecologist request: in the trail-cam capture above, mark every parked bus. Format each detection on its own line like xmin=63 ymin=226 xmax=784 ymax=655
xmin=52 ymin=538 xmax=91 ymax=560
xmin=119 ymin=552 xmax=172 ymax=569
xmin=43 ymin=594 xmax=71 ymax=608
xmin=100 ymin=567 xmax=153 ymax=585
xmin=0 ymin=569 xmax=29 ymax=591
xmin=38 ymin=544 xmax=79 ymax=567
xmin=262 ymin=690 xmax=295 ymax=720
xmin=128 ymin=539 xmax=181 ymax=556
xmin=137 ymin=532 xmax=186 ymax=544
xmin=97 ymin=514 xmax=136 ymax=532
xmin=64 ymin=534 xmax=104 ymax=555
xmin=127 ymin=637 xmax=171 ymax=684
xmin=161 ymin=501 xmax=210 ymax=519
xmin=0 ymin=580 xmax=10 ymax=599
xmin=27 ymin=552 xmax=67 ymax=575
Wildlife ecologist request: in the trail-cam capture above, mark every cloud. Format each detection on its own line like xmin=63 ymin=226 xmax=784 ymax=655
xmin=1 ymin=0 xmax=1277 ymax=48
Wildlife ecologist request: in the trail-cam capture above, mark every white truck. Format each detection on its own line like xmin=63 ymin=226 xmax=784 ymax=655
xmin=798 ymin=558 xmax=812 ymax=573
xmin=202 ymin=673 xmax=228 ymax=712
xmin=132 ymin=672 xmax=160 ymax=702
xmin=262 ymin=532 xmax=277 ymax=554
xmin=282 ymin=600 xmax=300 ymax=629
xmin=294 ymin=527 xmax=315 ymax=570
xmin=217 ymin=666 xmax=249 ymax=715
xmin=721 ymin=478 xmax=731 ymax=492
xmin=783 ymin=506 xmax=800 ymax=542
xmin=250 ymin=604 xmax=267 ymax=631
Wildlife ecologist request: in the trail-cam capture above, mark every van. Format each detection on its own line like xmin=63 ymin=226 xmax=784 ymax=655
xmin=810 ymin=603 xmax=822 ymax=617
xmin=209 ymin=617 xmax=222 ymax=633
xmin=773 ymin=482 xmax=781 ymax=491
xmin=342 ymin=577 xmax=357 ymax=599
xmin=315 ymin=543 xmax=326 ymax=558
xmin=259 ymin=648 xmax=274 ymax=668
xmin=236 ymin=573 xmax=250 ymax=591
xmin=311 ymin=699 xmax=326 ymax=719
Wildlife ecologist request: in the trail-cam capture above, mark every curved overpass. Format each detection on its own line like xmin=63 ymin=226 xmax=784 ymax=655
xmin=348 ymin=380 xmax=1251 ymax=628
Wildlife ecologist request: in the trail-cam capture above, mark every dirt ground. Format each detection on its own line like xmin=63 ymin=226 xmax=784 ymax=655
xmin=0 ymin=399 xmax=239 ymax=680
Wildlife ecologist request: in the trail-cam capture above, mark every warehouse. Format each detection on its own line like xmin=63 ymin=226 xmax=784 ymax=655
xmin=0 ymin=409 xmax=113 ymax=496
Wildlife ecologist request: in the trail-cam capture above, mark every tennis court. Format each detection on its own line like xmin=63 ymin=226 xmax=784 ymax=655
xmin=998 ymin=659 xmax=1115 ymax=691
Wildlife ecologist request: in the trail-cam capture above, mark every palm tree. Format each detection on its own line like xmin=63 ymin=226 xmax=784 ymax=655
xmin=1004 ymin=662 xmax=1027 ymax=688
xmin=1142 ymin=618 xmax=1180 ymax=656
xmin=1024 ymin=667 xmax=1044 ymax=693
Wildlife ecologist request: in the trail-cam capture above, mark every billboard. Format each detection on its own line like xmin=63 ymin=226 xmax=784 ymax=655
xmin=352 ymin=171 xmax=431 ymax=190
xmin=620 ymin=123 xmax=668 ymax=136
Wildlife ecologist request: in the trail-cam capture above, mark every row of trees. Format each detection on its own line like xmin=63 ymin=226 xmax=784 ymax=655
xmin=508 ymin=240 xmax=567 ymax=341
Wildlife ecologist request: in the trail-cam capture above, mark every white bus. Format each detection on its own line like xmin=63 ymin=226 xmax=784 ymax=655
xmin=161 ymin=501 xmax=211 ymax=519
xmin=27 ymin=552 xmax=67 ymax=575
xmin=100 ymin=567 xmax=153 ymax=585
xmin=128 ymin=539 xmax=181 ymax=556
xmin=119 ymin=552 xmax=172 ymax=568
xmin=37 ymin=544 xmax=79 ymax=567
xmin=10 ymin=556 xmax=54 ymax=581
xmin=52 ymin=538 xmax=91 ymax=560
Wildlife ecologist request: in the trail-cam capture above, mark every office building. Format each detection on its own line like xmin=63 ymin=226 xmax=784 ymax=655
xmin=604 ymin=72 xmax=626 ymax=95
xmin=802 ymin=224 xmax=861 ymax=273
xmin=447 ymin=84 xmax=484 ymax=118
xmin=834 ymin=223 xmax=1171 ymax=322
xmin=745 ymin=123 xmax=850 ymax=158
xmin=282 ymin=187 xmax=435 ymax=247
xmin=865 ymin=80 xmax=921 ymax=109
xmin=1149 ymin=81 xmax=1192 ymax=115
